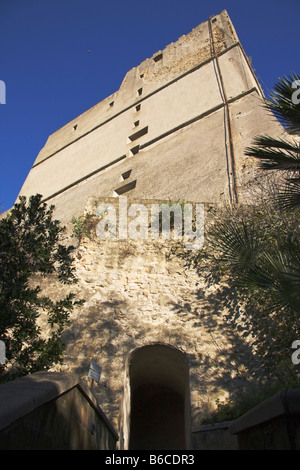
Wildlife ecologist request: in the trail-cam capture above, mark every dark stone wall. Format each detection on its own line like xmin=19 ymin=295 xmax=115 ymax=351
xmin=0 ymin=386 xmax=117 ymax=450
xmin=237 ymin=414 xmax=300 ymax=450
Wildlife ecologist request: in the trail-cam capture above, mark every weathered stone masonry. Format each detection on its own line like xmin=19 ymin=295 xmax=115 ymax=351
xmin=15 ymin=10 xmax=285 ymax=448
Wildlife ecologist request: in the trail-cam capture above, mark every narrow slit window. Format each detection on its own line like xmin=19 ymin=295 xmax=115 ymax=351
xmin=153 ymin=53 xmax=163 ymax=62
xmin=128 ymin=126 xmax=148 ymax=142
xmin=122 ymin=170 xmax=132 ymax=181
xmin=137 ymin=88 xmax=143 ymax=96
xmin=135 ymin=104 xmax=141 ymax=112
xmin=130 ymin=145 xmax=140 ymax=156
xmin=114 ymin=180 xmax=136 ymax=196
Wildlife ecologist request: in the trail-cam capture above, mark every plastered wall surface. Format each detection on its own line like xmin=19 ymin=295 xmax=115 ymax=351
xmin=17 ymin=10 xmax=283 ymax=220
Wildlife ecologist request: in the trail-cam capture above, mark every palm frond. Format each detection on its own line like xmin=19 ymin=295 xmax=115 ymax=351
xmin=211 ymin=218 xmax=258 ymax=270
xmin=245 ymin=135 xmax=300 ymax=171
xmin=265 ymin=72 xmax=300 ymax=134
xmin=210 ymin=212 xmax=300 ymax=313
xmin=275 ymin=179 xmax=300 ymax=211
xmin=261 ymin=249 xmax=300 ymax=314
xmin=236 ymin=263 xmax=274 ymax=291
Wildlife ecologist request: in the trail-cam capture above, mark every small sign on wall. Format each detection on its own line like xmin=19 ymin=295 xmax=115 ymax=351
xmin=88 ymin=361 xmax=102 ymax=390
xmin=0 ymin=341 xmax=5 ymax=364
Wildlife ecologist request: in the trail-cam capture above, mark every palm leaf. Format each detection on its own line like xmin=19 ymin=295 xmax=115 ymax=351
xmin=210 ymin=214 xmax=300 ymax=313
xmin=211 ymin=219 xmax=258 ymax=269
xmin=245 ymin=135 xmax=300 ymax=171
xmin=261 ymin=249 xmax=300 ymax=314
xmin=275 ymin=179 xmax=300 ymax=211
xmin=265 ymin=72 xmax=300 ymax=134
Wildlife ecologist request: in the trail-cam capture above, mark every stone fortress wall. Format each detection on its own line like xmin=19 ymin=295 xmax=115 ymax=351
xmin=17 ymin=11 xmax=285 ymax=449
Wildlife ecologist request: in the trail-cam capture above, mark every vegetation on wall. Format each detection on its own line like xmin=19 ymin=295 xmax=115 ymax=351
xmin=0 ymin=194 xmax=84 ymax=382
xmin=196 ymin=73 xmax=300 ymax=421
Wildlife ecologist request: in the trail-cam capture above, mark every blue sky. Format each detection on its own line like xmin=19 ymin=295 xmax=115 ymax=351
xmin=0 ymin=0 xmax=299 ymax=213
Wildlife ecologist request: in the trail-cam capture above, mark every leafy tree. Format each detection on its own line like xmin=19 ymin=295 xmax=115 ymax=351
xmin=0 ymin=194 xmax=83 ymax=381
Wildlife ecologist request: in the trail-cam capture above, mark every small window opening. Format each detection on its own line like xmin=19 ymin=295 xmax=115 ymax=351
xmin=73 ymin=124 xmax=78 ymax=131
xmin=140 ymin=74 xmax=144 ymax=79
xmin=130 ymin=145 xmax=140 ymax=156
xmin=114 ymin=180 xmax=137 ymax=196
xmin=122 ymin=170 xmax=132 ymax=181
xmin=211 ymin=17 xmax=217 ymax=23
xmin=135 ymin=104 xmax=141 ymax=112
xmin=137 ymin=88 xmax=143 ymax=96
xmin=128 ymin=126 xmax=148 ymax=142
xmin=134 ymin=120 xmax=139 ymax=127
xmin=109 ymin=101 xmax=114 ymax=107
xmin=153 ymin=53 xmax=163 ymax=62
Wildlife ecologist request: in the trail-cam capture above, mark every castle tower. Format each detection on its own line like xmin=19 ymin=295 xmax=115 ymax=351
xmin=16 ymin=11 xmax=284 ymax=450
xmin=18 ymin=10 xmax=282 ymax=224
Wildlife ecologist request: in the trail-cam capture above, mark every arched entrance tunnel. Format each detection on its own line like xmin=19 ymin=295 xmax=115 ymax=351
xmin=124 ymin=344 xmax=191 ymax=450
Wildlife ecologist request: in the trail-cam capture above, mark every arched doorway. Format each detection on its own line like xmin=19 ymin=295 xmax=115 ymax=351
xmin=121 ymin=343 xmax=191 ymax=450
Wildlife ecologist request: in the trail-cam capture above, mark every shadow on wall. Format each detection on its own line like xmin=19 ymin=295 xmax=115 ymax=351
xmin=58 ymin=230 xmax=270 ymax=432
xmin=172 ymin=241 xmax=272 ymax=425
